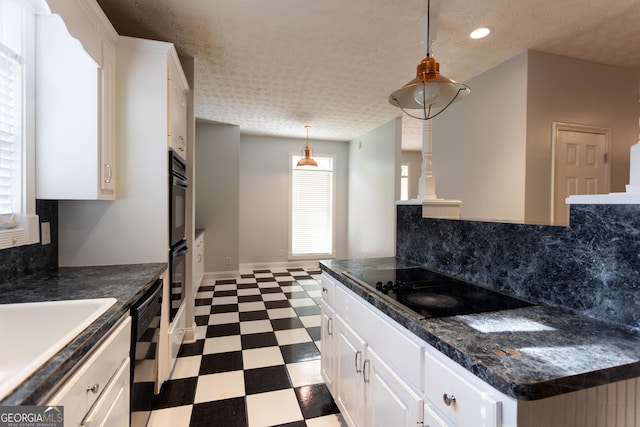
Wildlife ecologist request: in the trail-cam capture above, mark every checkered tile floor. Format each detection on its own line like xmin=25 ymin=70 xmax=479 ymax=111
xmin=147 ymin=267 xmax=345 ymax=427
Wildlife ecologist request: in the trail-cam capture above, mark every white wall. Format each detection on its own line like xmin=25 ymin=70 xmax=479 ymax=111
xmin=347 ymin=118 xmax=401 ymax=259
xmin=195 ymin=122 xmax=240 ymax=272
xmin=239 ymin=134 xmax=349 ymax=266
xmin=433 ymin=52 xmax=529 ymax=222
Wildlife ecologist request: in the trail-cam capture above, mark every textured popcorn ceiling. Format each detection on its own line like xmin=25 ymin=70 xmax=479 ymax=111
xmin=96 ymin=0 xmax=640 ymax=150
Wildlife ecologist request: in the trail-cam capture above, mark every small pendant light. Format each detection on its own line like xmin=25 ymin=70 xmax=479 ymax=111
xmin=296 ymin=125 xmax=318 ymax=167
xmin=388 ymin=0 xmax=470 ymax=120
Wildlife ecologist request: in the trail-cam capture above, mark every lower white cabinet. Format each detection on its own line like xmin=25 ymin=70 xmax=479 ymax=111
xmin=46 ymin=316 xmax=131 ymax=427
xmin=81 ymin=358 xmax=130 ymax=427
xmin=365 ymin=346 xmax=423 ymax=427
xmin=335 ymin=315 xmax=366 ymax=427
xmin=424 ymin=402 xmax=450 ymax=427
xmin=424 ymin=346 xmax=501 ymax=427
xmin=323 ymin=272 xmax=640 ymax=427
xmin=334 ymin=313 xmax=422 ymax=427
xmin=320 ymin=300 xmax=336 ymax=394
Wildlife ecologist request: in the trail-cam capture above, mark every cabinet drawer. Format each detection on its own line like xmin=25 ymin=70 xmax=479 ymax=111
xmin=320 ymin=274 xmax=336 ymax=307
xmin=424 ymin=348 xmax=500 ymax=427
xmin=47 ymin=316 xmax=131 ymax=427
xmin=82 ymin=357 xmax=130 ymax=427
xmin=336 ymin=284 xmax=423 ymax=391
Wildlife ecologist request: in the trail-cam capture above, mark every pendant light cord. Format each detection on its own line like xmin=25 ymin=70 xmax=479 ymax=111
xmin=426 ymin=0 xmax=431 ymax=58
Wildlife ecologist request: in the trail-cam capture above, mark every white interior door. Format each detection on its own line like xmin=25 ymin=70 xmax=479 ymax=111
xmin=551 ymin=123 xmax=610 ymax=226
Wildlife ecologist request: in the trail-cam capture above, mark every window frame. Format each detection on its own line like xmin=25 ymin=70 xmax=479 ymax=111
xmin=0 ymin=0 xmax=43 ymax=250
xmin=288 ymin=151 xmax=336 ymax=260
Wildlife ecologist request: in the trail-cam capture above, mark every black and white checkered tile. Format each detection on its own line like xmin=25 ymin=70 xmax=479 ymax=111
xmin=147 ymin=268 xmax=345 ymax=427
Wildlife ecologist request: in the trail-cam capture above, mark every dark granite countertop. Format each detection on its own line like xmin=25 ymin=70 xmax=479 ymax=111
xmin=320 ymin=257 xmax=640 ymax=401
xmin=0 ymin=263 xmax=167 ymax=406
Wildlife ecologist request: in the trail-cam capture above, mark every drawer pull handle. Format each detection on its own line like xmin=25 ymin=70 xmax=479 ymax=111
xmin=363 ymin=359 xmax=371 ymax=383
xmin=327 ymin=317 xmax=333 ymax=336
xmin=443 ymin=393 xmax=456 ymax=406
xmin=322 ymin=287 xmax=328 ymax=293
xmin=355 ymin=351 xmax=362 ymax=373
xmin=87 ymin=383 xmax=100 ymax=394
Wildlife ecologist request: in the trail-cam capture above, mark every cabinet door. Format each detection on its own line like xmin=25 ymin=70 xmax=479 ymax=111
xmin=82 ymin=357 xmax=130 ymax=427
xmin=424 ymin=403 xmax=451 ymax=427
xmin=335 ymin=315 xmax=366 ymax=427
xmin=320 ymin=301 xmax=336 ymax=394
xmin=364 ymin=346 xmax=423 ymax=427
xmin=167 ymin=62 xmax=188 ymax=159
xmin=99 ymin=37 xmax=116 ymax=196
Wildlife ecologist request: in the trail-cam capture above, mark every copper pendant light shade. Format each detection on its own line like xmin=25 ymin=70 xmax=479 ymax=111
xmin=296 ymin=125 xmax=318 ymax=167
xmin=388 ymin=0 xmax=469 ymax=120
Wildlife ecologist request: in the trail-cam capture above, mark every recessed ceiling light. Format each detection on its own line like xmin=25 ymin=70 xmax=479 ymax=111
xmin=470 ymin=27 xmax=491 ymax=39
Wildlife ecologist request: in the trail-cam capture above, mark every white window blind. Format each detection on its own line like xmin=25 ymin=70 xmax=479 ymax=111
xmin=0 ymin=43 xmax=20 ymax=223
xmin=291 ymin=156 xmax=334 ymax=257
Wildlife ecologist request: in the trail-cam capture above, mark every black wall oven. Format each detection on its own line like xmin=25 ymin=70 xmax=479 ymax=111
xmin=170 ymin=151 xmax=187 ymax=248
xmin=169 ymin=150 xmax=187 ymax=322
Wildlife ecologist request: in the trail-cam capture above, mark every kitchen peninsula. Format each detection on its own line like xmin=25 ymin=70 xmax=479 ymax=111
xmin=319 ymin=202 xmax=640 ymax=426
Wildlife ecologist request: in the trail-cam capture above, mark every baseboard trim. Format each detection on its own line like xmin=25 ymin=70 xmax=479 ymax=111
xmin=203 ymin=260 xmax=321 ymax=281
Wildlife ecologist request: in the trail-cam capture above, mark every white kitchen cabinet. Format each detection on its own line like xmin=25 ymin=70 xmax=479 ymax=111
xmin=365 ymin=346 xmax=423 ymax=427
xmin=424 ymin=346 xmax=501 ymax=427
xmin=320 ymin=300 xmax=336 ymax=394
xmin=326 ymin=273 xmax=424 ymax=427
xmin=424 ymin=403 xmax=451 ymax=427
xmin=58 ymin=36 xmax=188 ymax=266
xmin=46 ymin=316 xmax=131 ymax=427
xmin=168 ymin=61 xmax=188 ymax=160
xmin=35 ymin=2 xmax=118 ymax=200
xmin=335 ymin=314 xmax=366 ymax=427
xmin=81 ymin=357 xmax=130 ymax=427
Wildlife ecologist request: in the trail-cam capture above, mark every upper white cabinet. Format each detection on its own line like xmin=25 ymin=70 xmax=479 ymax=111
xmin=35 ymin=0 xmax=117 ymax=200
xmin=168 ymin=61 xmax=188 ymax=160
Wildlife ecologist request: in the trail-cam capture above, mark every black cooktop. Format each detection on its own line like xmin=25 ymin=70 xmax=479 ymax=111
xmin=343 ymin=267 xmax=534 ymax=320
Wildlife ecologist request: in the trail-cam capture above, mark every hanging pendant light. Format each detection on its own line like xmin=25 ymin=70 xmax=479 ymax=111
xmin=296 ymin=125 xmax=318 ymax=167
xmin=389 ymin=0 xmax=469 ymax=120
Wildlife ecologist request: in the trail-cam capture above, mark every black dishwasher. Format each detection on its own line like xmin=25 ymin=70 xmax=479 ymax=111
xmin=130 ymin=278 xmax=162 ymax=427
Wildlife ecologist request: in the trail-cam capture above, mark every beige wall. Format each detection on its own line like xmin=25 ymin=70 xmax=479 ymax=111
xmin=431 ymin=50 xmax=640 ymax=224
xmin=525 ymin=51 xmax=640 ymax=224
xmin=433 ymin=52 xmax=529 ymax=222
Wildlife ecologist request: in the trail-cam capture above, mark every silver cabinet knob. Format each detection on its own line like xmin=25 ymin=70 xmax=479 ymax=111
xmin=87 ymin=383 xmax=100 ymax=394
xmin=443 ymin=393 xmax=456 ymax=406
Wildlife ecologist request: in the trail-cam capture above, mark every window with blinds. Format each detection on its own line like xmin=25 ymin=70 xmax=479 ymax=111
xmin=290 ymin=155 xmax=335 ymax=258
xmin=0 ymin=43 xmax=20 ymax=226
xmin=0 ymin=0 xmax=41 ymax=248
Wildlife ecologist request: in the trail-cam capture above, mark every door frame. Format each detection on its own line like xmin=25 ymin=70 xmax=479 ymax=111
xmin=550 ymin=122 xmax=611 ymax=225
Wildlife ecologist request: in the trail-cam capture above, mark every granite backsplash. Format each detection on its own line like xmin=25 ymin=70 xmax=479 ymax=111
xmin=397 ymin=203 xmax=640 ymax=333
xmin=0 ymin=200 xmax=58 ymax=284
